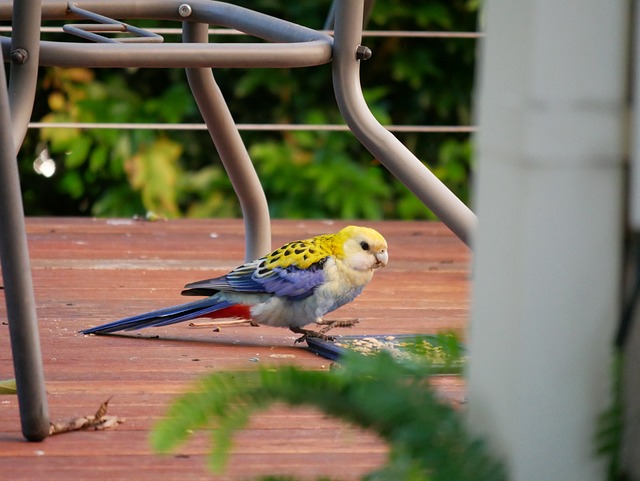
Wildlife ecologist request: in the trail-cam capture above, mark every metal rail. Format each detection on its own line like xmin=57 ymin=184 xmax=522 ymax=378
xmin=27 ymin=121 xmax=477 ymax=133
xmin=0 ymin=26 xmax=484 ymax=38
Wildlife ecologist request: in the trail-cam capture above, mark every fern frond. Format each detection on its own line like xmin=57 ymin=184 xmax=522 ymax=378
xmin=152 ymin=351 xmax=506 ymax=481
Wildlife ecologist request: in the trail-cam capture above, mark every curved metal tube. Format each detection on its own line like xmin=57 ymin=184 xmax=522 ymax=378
xmin=0 ymin=46 xmax=49 ymax=441
xmin=0 ymin=38 xmax=332 ymax=68
xmin=8 ymin=0 xmax=42 ymax=151
xmin=0 ymin=0 xmax=334 ymax=69
xmin=331 ymin=0 xmax=476 ymax=247
xmin=183 ymin=22 xmax=271 ymax=261
xmin=0 ymin=0 xmax=329 ymax=44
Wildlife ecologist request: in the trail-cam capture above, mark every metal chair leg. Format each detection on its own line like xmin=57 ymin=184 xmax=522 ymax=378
xmin=332 ymin=0 xmax=477 ymax=248
xmin=183 ymin=21 xmax=272 ymax=261
xmin=8 ymin=0 xmax=42 ymax=152
xmin=0 ymin=47 xmax=49 ymax=442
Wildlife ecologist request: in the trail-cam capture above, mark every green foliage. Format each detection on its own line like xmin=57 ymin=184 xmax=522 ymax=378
xmin=595 ymin=352 xmax=626 ymax=481
xmin=19 ymin=0 xmax=477 ymax=219
xmin=24 ymin=67 xmax=196 ymax=217
xmin=0 ymin=379 xmax=17 ymax=395
xmin=152 ymin=351 xmax=506 ymax=481
xmin=250 ymin=134 xmax=392 ymax=219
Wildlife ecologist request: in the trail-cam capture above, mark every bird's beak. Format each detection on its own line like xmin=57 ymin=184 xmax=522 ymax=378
xmin=374 ymin=250 xmax=388 ymax=268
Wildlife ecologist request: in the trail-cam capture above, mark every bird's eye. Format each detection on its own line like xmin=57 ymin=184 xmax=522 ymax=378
xmin=360 ymin=241 xmax=370 ymax=251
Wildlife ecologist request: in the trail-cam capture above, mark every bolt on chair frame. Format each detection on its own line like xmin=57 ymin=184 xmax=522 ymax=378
xmin=0 ymin=0 xmax=476 ymax=441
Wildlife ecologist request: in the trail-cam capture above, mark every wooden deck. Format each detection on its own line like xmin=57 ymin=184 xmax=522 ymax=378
xmin=0 ymin=218 xmax=470 ymax=480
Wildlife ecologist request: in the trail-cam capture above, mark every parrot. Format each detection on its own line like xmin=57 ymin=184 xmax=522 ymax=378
xmin=80 ymin=225 xmax=388 ymax=342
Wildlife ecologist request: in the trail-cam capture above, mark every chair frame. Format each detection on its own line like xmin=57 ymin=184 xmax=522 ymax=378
xmin=0 ymin=0 xmax=476 ymax=441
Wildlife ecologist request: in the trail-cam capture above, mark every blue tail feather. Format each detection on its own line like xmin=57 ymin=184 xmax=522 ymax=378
xmin=80 ymin=298 xmax=234 ymax=335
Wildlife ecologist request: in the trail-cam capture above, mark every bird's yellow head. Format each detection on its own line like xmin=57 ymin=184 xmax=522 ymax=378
xmin=335 ymin=225 xmax=388 ymax=272
xmin=260 ymin=225 xmax=388 ymax=272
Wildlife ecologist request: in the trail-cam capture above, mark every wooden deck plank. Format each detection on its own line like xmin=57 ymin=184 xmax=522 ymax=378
xmin=0 ymin=218 xmax=469 ymax=480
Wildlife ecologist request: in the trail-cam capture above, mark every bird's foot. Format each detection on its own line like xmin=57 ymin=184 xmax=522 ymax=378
xmin=291 ymin=327 xmax=336 ymax=344
xmin=291 ymin=319 xmax=360 ymax=344
xmin=315 ymin=318 xmax=360 ymax=335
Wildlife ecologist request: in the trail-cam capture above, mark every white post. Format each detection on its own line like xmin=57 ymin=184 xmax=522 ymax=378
xmin=467 ymin=1 xmax=627 ymax=480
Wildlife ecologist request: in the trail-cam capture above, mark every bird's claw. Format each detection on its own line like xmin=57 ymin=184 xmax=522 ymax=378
xmin=316 ymin=318 xmax=360 ymax=335
xmin=291 ymin=327 xmax=335 ymax=344
xmin=291 ymin=319 xmax=360 ymax=344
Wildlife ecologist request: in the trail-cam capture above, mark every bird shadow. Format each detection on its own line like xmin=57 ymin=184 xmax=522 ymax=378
xmin=81 ymin=325 xmax=305 ymax=350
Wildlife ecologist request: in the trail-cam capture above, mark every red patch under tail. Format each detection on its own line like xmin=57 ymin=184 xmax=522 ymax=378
xmin=202 ymin=304 xmax=252 ymax=320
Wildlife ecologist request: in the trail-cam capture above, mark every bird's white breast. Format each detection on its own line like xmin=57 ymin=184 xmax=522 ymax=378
xmin=249 ymin=256 xmax=373 ymax=328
